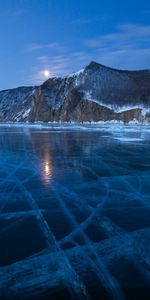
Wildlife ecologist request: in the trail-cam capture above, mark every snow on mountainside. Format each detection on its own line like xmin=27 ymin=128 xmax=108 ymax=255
xmin=0 ymin=61 xmax=150 ymax=123
xmin=0 ymin=87 xmax=36 ymax=122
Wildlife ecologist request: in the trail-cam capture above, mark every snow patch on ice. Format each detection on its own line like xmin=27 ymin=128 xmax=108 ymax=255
xmin=115 ymin=137 xmax=143 ymax=142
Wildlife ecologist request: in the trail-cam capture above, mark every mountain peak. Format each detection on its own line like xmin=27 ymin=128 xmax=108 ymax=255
xmin=0 ymin=60 xmax=150 ymax=124
xmin=86 ymin=61 xmax=101 ymax=70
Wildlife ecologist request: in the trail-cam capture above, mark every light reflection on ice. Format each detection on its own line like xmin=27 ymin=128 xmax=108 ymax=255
xmin=42 ymin=152 xmax=53 ymax=185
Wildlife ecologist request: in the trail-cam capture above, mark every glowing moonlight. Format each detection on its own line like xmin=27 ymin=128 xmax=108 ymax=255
xmin=42 ymin=70 xmax=50 ymax=78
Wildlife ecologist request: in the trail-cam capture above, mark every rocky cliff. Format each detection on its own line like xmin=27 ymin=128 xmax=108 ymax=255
xmin=0 ymin=61 xmax=150 ymax=123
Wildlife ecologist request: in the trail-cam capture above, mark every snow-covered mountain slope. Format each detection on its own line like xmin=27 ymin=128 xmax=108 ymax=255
xmin=0 ymin=62 xmax=150 ymax=123
xmin=0 ymin=87 xmax=36 ymax=122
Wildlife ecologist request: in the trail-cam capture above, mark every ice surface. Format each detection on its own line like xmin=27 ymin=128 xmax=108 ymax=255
xmin=0 ymin=125 xmax=150 ymax=299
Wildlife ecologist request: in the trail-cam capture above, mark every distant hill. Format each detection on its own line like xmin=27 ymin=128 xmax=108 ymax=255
xmin=0 ymin=61 xmax=150 ymax=123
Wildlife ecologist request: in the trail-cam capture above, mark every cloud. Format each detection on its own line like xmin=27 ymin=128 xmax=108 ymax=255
xmin=25 ymin=23 xmax=150 ymax=85
xmin=26 ymin=51 xmax=92 ymax=85
xmin=84 ymin=23 xmax=150 ymax=70
xmin=86 ymin=23 xmax=150 ymax=49
xmin=0 ymin=9 xmax=26 ymax=18
xmin=143 ymin=9 xmax=150 ymax=15
xmin=25 ymin=43 xmax=60 ymax=52
xmin=71 ymin=16 xmax=108 ymax=26
xmin=96 ymin=48 xmax=150 ymax=70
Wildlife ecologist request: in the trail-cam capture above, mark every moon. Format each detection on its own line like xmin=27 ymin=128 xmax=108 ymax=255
xmin=43 ymin=70 xmax=50 ymax=78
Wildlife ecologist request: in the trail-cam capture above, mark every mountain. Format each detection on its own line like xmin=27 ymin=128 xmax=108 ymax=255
xmin=0 ymin=61 xmax=150 ymax=123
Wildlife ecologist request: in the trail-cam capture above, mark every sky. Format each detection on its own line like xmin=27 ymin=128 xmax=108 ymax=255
xmin=0 ymin=0 xmax=150 ymax=90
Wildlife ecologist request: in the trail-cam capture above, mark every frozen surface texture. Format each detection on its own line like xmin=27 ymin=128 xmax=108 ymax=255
xmin=0 ymin=125 xmax=150 ymax=299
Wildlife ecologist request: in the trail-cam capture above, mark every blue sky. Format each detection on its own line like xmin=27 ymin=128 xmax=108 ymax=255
xmin=0 ymin=0 xmax=150 ymax=90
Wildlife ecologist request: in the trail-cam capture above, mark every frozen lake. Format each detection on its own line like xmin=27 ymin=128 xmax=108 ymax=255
xmin=0 ymin=124 xmax=150 ymax=300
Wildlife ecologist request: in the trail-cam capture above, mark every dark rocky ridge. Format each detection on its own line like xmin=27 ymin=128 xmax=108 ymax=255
xmin=0 ymin=61 xmax=150 ymax=123
xmin=0 ymin=87 xmax=35 ymax=122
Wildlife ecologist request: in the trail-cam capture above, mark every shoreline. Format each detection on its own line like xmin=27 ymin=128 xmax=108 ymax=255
xmin=0 ymin=122 xmax=150 ymax=131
